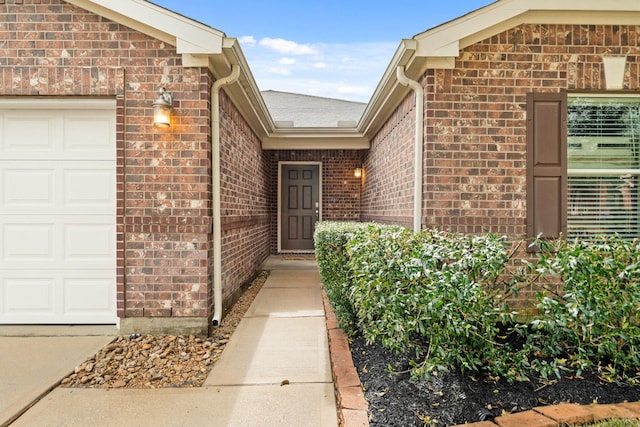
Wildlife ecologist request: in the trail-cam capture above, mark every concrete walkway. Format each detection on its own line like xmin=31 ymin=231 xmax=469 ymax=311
xmin=7 ymin=258 xmax=338 ymax=427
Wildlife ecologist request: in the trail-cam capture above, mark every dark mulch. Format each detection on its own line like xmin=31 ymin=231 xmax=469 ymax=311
xmin=350 ymin=335 xmax=640 ymax=427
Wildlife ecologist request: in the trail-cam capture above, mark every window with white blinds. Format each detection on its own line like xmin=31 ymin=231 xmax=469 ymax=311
xmin=568 ymin=96 xmax=640 ymax=240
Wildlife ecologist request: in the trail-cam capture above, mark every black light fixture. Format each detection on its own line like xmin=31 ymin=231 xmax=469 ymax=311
xmin=152 ymin=88 xmax=173 ymax=127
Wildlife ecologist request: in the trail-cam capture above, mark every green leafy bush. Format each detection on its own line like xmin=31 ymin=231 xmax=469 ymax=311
xmin=314 ymin=221 xmax=369 ymax=333
xmin=346 ymin=225 xmax=515 ymax=378
xmin=523 ymin=236 xmax=640 ymax=382
xmin=315 ymin=222 xmax=640 ymax=384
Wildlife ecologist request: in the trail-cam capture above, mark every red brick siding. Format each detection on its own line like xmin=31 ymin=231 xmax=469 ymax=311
xmin=219 ymin=92 xmax=271 ymax=302
xmin=269 ymin=150 xmax=362 ymax=253
xmin=427 ymin=23 xmax=640 ymax=237
xmin=365 ymin=23 xmax=640 ymax=238
xmin=361 ymin=93 xmax=417 ymax=228
xmin=0 ymin=0 xmax=213 ymax=320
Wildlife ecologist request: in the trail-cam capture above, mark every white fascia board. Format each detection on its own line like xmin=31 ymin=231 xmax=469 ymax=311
xmin=182 ymin=54 xmax=210 ymax=68
xmin=509 ymin=0 xmax=640 ymax=12
xmin=219 ymin=38 xmax=275 ymax=137
xmin=415 ymin=5 xmax=527 ymax=57
xmin=515 ymin=10 xmax=640 ymax=26
xmin=176 ymin=37 xmax=221 ymax=55
xmin=416 ymin=41 xmax=459 ymax=58
xmin=65 ymin=0 xmax=223 ymax=55
xmin=425 ymin=57 xmax=456 ymax=70
xmin=415 ymin=0 xmax=640 ymax=59
xmin=357 ymin=40 xmax=417 ymax=135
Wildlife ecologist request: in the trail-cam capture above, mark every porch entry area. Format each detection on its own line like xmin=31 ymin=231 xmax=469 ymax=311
xmin=279 ymin=162 xmax=321 ymax=252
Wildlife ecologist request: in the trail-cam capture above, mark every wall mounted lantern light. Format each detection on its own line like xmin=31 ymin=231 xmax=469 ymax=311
xmin=152 ymin=88 xmax=173 ymax=127
xmin=354 ymin=167 xmax=363 ymax=178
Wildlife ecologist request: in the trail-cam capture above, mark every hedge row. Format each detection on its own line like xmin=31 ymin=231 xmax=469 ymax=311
xmin=314 ymin=221 xmax=640 ymax=383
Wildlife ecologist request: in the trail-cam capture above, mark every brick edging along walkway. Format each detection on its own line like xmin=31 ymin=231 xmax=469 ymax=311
xmin=321 ymin=290 xmax=640 ymax=427
xmin=322 ymin=290 xmax=370 ymax=427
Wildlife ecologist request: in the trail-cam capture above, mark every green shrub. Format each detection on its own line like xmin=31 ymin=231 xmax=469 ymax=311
xmin=316 ymin=222 xmax=640 ymax=384
xmin=314 ymin=221 xmax=369 ymax=333
xmin=346 ymin=225 xmax=516 ymax=379
xmin=523 ymin=236 xmax=640 ymax=382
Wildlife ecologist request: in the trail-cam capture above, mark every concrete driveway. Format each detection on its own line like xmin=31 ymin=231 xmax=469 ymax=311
xmin=0 ymin=326 xmax=116 ymax=426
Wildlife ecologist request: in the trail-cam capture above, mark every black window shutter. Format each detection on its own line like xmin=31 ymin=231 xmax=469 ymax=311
xmin=526 ymin=92 xmax=567 ymax=243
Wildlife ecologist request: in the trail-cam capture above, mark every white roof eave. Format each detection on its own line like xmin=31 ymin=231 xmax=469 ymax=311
xmin=415 ymin=0 xmax=640 ymax=57
xmin=63 ymin=0 xmax=373 ymax=147
xmin=216 ymin=38 xmax=277 ymax=139
xmin=357 ymin=39 xmax=420 ymax=138
xmin=263 ymin=130 xmax=369 ymax=150
xmin=361 ymin=0 xmax=640 ymax=140
xmin=65 ymin=0 xmax=224 ymax=55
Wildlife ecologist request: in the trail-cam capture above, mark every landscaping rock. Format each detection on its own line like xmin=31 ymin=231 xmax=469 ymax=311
xmin=61 ymin=272 xmax=267 ymax=389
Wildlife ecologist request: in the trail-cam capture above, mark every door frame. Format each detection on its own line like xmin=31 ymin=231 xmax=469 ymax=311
xmin=277 ymin=161 xmax=323 ymax=253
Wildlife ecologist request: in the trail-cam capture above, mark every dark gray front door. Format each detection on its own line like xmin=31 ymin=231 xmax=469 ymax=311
xmin=281 ymin=164 xmax=320 ymax=251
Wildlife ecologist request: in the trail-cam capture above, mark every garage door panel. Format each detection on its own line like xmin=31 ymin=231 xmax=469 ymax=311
xmin=2 ymin=168 xmax=55 ymax=208
xmin=1 ymin=109 xmax=115 ymax=161
xmin=63 ymin=167 xmax=115 ymax=209
xmin=1 ymin=216 xmax=114 ymax=267
xmin=0 ymin=161 xmax=114 ymax=214
xmin=64 ymin=276 xmax=115 ymax=315
xmin=1 ymin=272 xmax=115 ymax=323
xmin=2 ymin=277 xmax=56 ymax=315
xmin=2 ymin=112 xmax=58 ymax=154
xmin=64 ymin=114 xmax=116 ymax=156
xmin=64 ymin=222 xmax=116 ymax=262
xmin=2 ymin=223 xmax=55 ymax=262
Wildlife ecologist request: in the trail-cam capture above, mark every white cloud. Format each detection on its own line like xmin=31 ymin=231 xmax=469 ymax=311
xmin=242 ymin=40 xmax=397 ymax=102
xmin=265 ymin=67 xmax=292 ymax=76
xmin=238 ymin=35 xmax=256 ymax=47
xmin=259 ymin=37 xmax=318 ymax=55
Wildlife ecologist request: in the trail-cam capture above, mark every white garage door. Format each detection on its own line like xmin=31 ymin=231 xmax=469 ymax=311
xmin=0 ymin=99 xmax=117 ymax=324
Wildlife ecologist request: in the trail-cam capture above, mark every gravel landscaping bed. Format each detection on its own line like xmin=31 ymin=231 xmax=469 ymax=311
xmin=61 ymin=271 xmax=268 ymax=389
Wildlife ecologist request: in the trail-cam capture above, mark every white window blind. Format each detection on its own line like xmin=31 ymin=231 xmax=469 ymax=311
xmin=568 ymin=96 xmax=640 ymax=240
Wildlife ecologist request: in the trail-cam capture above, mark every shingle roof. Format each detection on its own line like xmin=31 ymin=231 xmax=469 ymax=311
xmin=261 ymin=90 xmax=366 ymax=128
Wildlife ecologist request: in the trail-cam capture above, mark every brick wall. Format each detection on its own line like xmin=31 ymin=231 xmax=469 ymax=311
xmin=427 ymin=23 xmax=640 ymax=237
xmin=219 ymin=92 xmax=271 ymax=304
xmin=0 ymin=0 xmax=214 ymax=324
xmin=362 ymin=23 xmax=640 ymax=306
xmin=268 ymin=150 xmax=362 ymax=253
xmin=361 ymin=94 xmax=417 ymax=228
xmin=364 ymin=23 xmax=640 ymax=238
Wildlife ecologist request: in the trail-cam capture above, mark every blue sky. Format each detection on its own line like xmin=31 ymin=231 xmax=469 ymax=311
xmin=152 ymin=0 xmax=494 ymax=102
